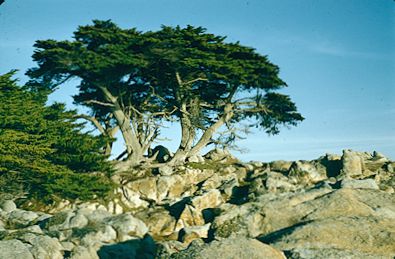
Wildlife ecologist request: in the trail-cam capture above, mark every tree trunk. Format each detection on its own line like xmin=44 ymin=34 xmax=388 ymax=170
xmin=98 ymin=86 xmax=144 ymax=165
xmin=188 ymin=104 xmax=234 ymax=158
xmin=169 ymin=103 xmax=196 ymax=165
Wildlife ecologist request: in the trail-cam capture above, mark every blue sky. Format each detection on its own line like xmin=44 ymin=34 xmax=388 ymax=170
xmin=1 ymin=0 xmax=394 ymax=161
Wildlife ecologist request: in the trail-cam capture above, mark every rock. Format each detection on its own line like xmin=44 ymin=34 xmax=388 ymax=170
xmin=118 ymin=187 xmax=149 ymax=210
xmin=191 ymin=189 xmax=223 ymax=212
xmin=158 ymin=165 xmax=174 ymax=176
xmin=265 ymin=171 xmax=296 ymax=193
xmin=136 ymin=208 xmax=179 ymax=239
xmin=69 ymin=245 xmax=99 ymax=259
xmin=23 ymin=225 xmax=43 ymax=234
xmin=204 ymin=148 xmax=238 ymax=163
xmin=104 ymin=213 xmax=148 ymax=241
xmin=179 ymin=204 xmax=205 ymax=227
xmin=219 ymin=177 xmax=239 ymax=200
xmin=156 ymin=240 xmax=188 ymax=257
xmin=341 ymin=178 xmax=379 ymax=190
xmin=213 ymin=186 xmax=395 ymax=240
xmin=284 ymin=247 xmax=392 ymax=259
xmin=0 ymin=239 xmax=34 ymax=259
xmin=340 ymin=149 xmax=366 ymax=177
xmin=127 ymin=177 xmax=158 ymax=202
xmin=20 ymin=232 xmax=64 ymax=259
xmin=0 ymin=200 xmax=17 ymax=212
xmin=264 ymin=216 xmax=395 ymax=259
xmin=170 ymin=237 xmax=286 ymax=259
xmin=156 ymin=175 xmax=185 ymax=202
xmin=269 ymin=160 xmax=292 ymax=173
xmin=74 ymin=224 xmax=117 ymax=246
xmin=7 ymin=209 xmax=39 ymax=228
xmin=288 ymin=160 xmax=328 ymax=185
xmin=97 ymin=235 xmax=156 ymax=259
xmin=180 ymin=223 xmax=211 ymax=244
xmin=188 ymin=154 xmax=205 ymax=163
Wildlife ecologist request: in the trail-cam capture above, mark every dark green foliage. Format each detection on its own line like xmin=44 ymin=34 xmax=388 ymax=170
xmin=27 ymin=20 xmax=304 ymax=162
xmin=0 ymin=71 xmax=114 ymax=205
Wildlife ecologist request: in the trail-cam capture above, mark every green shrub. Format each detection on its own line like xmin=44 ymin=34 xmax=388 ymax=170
xmin=0 ymin=71 xmax=114 ymax=205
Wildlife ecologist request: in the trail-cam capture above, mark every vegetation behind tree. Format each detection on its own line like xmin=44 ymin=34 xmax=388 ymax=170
xmin=0 ymin=71 xmax=114 ymax=207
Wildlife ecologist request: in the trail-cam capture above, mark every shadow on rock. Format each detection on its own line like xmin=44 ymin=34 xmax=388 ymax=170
xmin=97 ymin=234 xmax=156 ymax=259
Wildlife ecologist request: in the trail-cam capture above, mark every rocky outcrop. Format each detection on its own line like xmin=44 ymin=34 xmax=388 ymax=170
xmin=0 ymin=149 xmax=393 ymax=258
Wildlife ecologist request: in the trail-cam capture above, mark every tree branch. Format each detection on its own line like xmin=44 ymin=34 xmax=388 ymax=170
xmin=184 ymin=77 xmax=208 ymax=85
xmin=74 ymin=114 xmax=106 ymax=135
xmin=84 ymin=100 xmax=115 ymax=107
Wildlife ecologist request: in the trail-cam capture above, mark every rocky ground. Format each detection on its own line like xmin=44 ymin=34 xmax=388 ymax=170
xmin=0 ymin=149 xmax=394 ymax=259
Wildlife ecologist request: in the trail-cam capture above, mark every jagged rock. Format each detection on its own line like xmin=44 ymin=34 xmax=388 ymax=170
xmin=219 ymin=177 xmax=239 ymax=200
xmin=118 ymin=187 xmax=150 ymax=210
xmin=76 ymin=225 xmax=117 ymax=246
xmin=269 ymin=160 xmax=292 ymax=173
xmin=136 ymin=208 xmax=179 ymax=239
xmin=288 ymin=160 xmax=327 ymax=185
xmin=341 ymin=178 xmax=379 ymax=190
xmin=0 ymin=150 xmax=392 ymax=259
xmin=104 ymin=213 xmax=148 ymax=241
xmin=188 ymin=154 xmax=205 ymax=163
xmin=170 ymin=237 xmax=285 ymax=259
xmin=7 ymin=209 xmax=39 ymax=228
xmin=284 ymin=248 xmax=391 ymax=259
xmin=179 ymin=204 xmax=205 ymax=227
xmin=213 ymin=186 xmax=395 ymax=240
xmin=69 ymin=245 xmax=99 ymax=259
xmin=158 ymin=165 xmax=174 ymax=176
xmin=265 ymin=172 xmax=296 ymax=193
xmin=156 ymin=240 xmax=188 ymax=257
xmin=127 ymin=177 xmax=158 ymax=202
xmin=23 ymin=225 xmax=43 ymax=234
xmin=45 ymin=211 xmax=78 ymax=231
xmin=191 ymin=189 xmax=223 ymax=212
xmin=180 ymin=223 xmax=211 ymax=244
xmin=265 ymin=217 xmax=395 ymax=259
xmin=0 ymin=200 xmax=17 ymax=212
xmin=19 ymin=232 xmax=64 ymax=259
xmin=340 ymin=149 xmax=370 ymax=177
xmin=157 ymin=175 xmax=185 ymax=202
xmin=204 ymin=148 xmax=238 ymax=163
xmin=0 ymin=239 xmax=34 ymax=259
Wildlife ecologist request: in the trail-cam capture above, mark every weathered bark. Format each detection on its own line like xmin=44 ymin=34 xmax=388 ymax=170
xmin=98 ymin=86 xmax=144 ymax=165
xmin=170 ymin=102 xmax=196 ymax=164
xmin=188 ymin=103 xmax=234 ymax=158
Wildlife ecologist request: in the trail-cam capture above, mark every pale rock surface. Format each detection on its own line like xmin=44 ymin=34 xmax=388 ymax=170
xmin=269 ymin=160 xmax=293 ymax=173
xmin=20 ymin=232 xmax=64 ymax=259
xmin=0 ymin=200 xmax=16 ymax=212
xmin=341 ymin=178 xmax=379 ymax=190
xmin=136 ymin=208 xmax=178 ymax=239
xmin=0 ymin=239 xmax=34 ymax=259
xmin=180 ymin=223 xmax=211 ymax=244
xmin=288 ymin=160 xmax=328 ymax=184
xmin=104 ymin=213 xmax=148 ymax=241
xmin=341 ymin=149 xmax=367 ymax=177
xmin=170 ymin=237 xmax=286 ymax=259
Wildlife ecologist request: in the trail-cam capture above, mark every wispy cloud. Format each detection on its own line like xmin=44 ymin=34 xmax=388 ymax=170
xmin=267 ymin=32 xmax=391 ymax=61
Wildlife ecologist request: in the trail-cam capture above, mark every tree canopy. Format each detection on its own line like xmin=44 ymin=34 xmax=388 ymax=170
xmin=0 ymin=71 xmax=113 ymax=206
xmin=27 ymin=20 xmax=304 ymax=166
